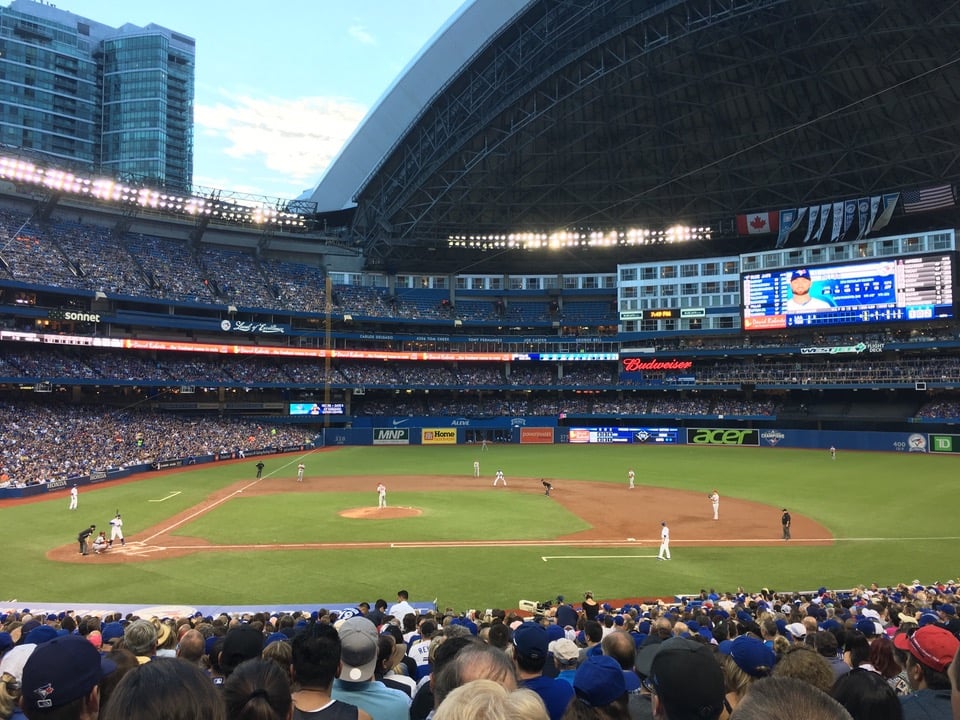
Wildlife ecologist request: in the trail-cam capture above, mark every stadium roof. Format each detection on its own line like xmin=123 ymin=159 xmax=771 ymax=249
xmin=313 ymin=0 xmax=960 ymax=273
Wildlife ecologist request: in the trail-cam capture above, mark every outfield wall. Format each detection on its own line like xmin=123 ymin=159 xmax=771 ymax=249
xmin=1 ymin=425 xmax=948 ymax=500
xmin=324 ymin=422 xmax=941 ymax=454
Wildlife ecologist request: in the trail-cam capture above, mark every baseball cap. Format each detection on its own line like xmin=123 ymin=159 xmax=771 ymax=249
xmin=893 ymin=625 xmax=960 ymax=673
xmin=550 ymin=638 xmax=580 ymax=664
xmin=21 ymin=635 xmax=116 ymax=710
xmin=574 ymin=655 xmax=626 ymax=707
xmin=791 ymin=268 xmax=811 ymax=280
xmin=0 ymin=632 xmax=12 ymax=653
xmin=339 ymin=616 xmax=379 ymax=682
xmin=513 ymin=622 xmax=548 ymax=662
xmin=25 ymin=625 xmax=58 ymax=646
xmin=939 ymin=603 xmax=956 ymax=616
xmin=101 ymin=622 xmax=124 ymax=644
xmin=0 ymin=643 xmax=36 ymax=682
xmin=855 ymin=618 xmax=878 ymax=638
xmin=719 ymin=635 xmax=776 ymax=678
xmin=784 ymin=622 xmax=806 ymax=640
xmin=220 ymin=625 xmax=264 ymax=673
xmin=648 ymin=638 xmax=726 ymax=720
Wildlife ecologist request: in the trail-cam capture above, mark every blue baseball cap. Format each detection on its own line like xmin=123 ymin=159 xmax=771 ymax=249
xmin=574 ymin=655 xmax=626 ymax=707
xmin=513 ymin=622 xmax=548 ymax=662
xmin=791 ymin=269 xmax=811 ymax=280
xmin=21 ymin=635 xmax=116 ymax=710
xmin=719 ymin=636 xmax=776 ymax=678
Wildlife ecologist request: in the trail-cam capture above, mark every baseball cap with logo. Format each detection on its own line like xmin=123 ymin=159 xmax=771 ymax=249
xmin=339 ymin=616 xmax=379 ymax=682
xmin=893 ymin=625 xmax=960 ymax=673
xmin=21 ymin=635 xmax=116 ymax=710
xmin=791 ymin=269 xmax=811 ymax=280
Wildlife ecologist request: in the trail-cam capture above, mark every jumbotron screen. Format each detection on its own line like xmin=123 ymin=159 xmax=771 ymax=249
xmin=741 ymin=253 xmax=955 ymax=331
xmin=289 ymin=402 xmax=345 ymax=415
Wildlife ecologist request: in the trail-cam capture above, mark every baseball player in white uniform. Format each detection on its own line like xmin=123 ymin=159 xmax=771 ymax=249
xmin=709 ymin=490 xmax=720 ymax=520
xmin=493 ymin=470 xmax=506 ymax=486
xmin=473 ymin=460 xmax=480 ymax=477
xmin=297 ymin=462 xmax=305 ymax=482
xmin=657 ymin=521 xmax=671 ymax=560
xmin=69 ymin=485 xmax=78 ymax=510
xmin=109 ymin=513 xmax=125 ymax=546
xmin=377 ymin=482 xmax=387 ymax=508
xmin=628 ymin=469 xmax=635 ymax=489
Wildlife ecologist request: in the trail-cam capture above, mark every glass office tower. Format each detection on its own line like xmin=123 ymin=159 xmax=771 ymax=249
xmin=0 ymin=0 xmax=195 ymax=191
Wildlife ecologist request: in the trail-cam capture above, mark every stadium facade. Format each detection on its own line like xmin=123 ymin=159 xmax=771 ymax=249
xmin=0 ymin=0 xmax=195 ymax=190
xmin=1 ymin=0 xmax=960 ymax=487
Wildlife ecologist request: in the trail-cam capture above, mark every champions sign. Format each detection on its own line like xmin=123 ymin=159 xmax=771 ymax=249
xmin=422 ymin=428 xmax=457 ymax=445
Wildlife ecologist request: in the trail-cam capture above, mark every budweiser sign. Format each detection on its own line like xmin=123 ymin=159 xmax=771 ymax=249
xmin=621 ymin=358 xmax=694 ymax=372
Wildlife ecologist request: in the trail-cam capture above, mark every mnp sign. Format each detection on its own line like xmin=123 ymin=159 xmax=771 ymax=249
xmin=422 ymin=428 xmax=457 ymax=445
xmin=686 ymin=428 xmax=760 ymax=446
xmin=373 ymin=428 xmax=410 ymax=445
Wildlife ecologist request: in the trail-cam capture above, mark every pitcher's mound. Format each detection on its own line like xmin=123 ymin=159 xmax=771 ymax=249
xmin=340 ymin=506 xmax=422 ymax=519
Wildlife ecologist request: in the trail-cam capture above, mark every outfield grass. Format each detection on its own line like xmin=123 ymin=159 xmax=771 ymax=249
xmin=2 ymin=444 xmax=956 ymax=610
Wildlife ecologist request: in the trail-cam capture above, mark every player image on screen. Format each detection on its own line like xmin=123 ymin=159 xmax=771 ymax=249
xmin=785 ymin=269 xmax=834 ymax=312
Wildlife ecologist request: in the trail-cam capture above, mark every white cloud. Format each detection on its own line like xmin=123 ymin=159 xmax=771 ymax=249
xmin=193 ymin=92 xmax=368 ymax=198
xmin=348 ymin=23 xmax=376 ymax=45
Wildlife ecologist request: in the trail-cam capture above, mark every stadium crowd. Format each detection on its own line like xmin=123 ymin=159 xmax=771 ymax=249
xmin=0 ymin=209 xmax=617 ymax=324
xmin=4 ymin=347 xmax=960 ymax=402
xmin=0 ymin=402 xmax=316 ymax=488
xmin=1 ymin=580 xmax=959 ymax=720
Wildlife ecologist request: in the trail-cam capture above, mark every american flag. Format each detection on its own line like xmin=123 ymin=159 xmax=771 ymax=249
xmin=902 ymin=184 xmax=955 ymax=213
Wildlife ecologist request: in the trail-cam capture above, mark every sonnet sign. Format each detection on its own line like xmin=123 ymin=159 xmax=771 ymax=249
xmin=621 ymin=358 xmax=694 ymax=373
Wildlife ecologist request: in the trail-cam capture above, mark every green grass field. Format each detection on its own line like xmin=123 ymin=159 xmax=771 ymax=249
xmin=2 ymin=444 xmax=956 ymax=611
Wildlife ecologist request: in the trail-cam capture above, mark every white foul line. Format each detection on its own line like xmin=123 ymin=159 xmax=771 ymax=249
xmin=148 ymin=491 xmax=182 ymax=503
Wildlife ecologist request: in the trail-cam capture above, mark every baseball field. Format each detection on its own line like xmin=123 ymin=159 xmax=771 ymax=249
xmin=2 ymin=443 xmax=955 ymax=611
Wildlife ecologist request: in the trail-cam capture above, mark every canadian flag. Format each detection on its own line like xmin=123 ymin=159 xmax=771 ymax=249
xmin=736 ymin=212 xmax=779 ymax=235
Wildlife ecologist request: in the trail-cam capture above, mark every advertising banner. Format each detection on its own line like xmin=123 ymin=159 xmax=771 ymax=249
xmin=422 ymin=428 xmax=457 ymax=445
xmin=373 ymin=428 xmax=411 ymax=445
xmin=520 ymin=427 xmax=554 ymax=444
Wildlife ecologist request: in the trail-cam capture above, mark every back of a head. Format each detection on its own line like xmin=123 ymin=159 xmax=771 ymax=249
xmin=830 ymin=667 xmax=902 ymax=720
xmin=601 ymin=629 xmax=636 ymax=669
xmin=730 ymin=676 xmax=852 ymax=720
xmin=124 ymin=618 xmax=158 ymax=657
xmin=223 ymin=658 xmax=292 ymax=720
xmin=177 ymin=629 xmax=206 ymax=664
xmin=433 ymin=679 xmax=547 ymax=720
xmin=291 ymin=623 xmax=341 ymax=689
xmin=772 ymin=645 xmax=834 ymax=694
xmin=434 ymin=638 xmax=509 ymax=706
xmin=487 ymin=622 xmax=511 ymax=650
xmin=100 ymin=657 xmax=226 ymax=720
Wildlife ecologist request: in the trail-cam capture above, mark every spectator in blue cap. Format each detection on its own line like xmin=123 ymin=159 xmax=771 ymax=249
xmin=512 ymin=622 xmax=574 ymax=720
xmin=567 ymin=655 xmax=628 ymax=718
xmin=20 ymin=634 xmax=116 ymax=720
xmin=718 ymin=636 xmax=776 ymax=714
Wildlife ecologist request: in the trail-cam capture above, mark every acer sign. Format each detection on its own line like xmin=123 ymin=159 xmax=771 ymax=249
xmin=686 ymin=428 xmax=760 ymax=446
xmin=621 ymin=358 xmax=694 ymax=373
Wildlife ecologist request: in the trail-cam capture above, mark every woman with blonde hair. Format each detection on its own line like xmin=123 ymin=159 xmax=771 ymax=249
xmin=434 ymin=679 xmax=547 ymax=720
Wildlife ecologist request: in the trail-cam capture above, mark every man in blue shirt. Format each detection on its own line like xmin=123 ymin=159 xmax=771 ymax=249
xmin=512 ymin=622 xmax=574 ymax=720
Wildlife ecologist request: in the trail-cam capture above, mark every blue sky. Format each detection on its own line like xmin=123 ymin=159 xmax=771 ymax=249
xmin=63 ymin=0 xmax=469 ymax=201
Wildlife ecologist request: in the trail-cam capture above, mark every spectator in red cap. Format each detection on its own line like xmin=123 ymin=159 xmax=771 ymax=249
xmin=893 ymin=624 xmax=959 ymax=720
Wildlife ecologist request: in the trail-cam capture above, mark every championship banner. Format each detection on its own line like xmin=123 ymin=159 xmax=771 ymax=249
xmin=421 ymin=428 xmax=457 ymax=445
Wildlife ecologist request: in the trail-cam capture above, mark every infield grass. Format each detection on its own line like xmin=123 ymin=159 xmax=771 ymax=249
xmin=2 ymin=444 xmax=956 ymax=610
